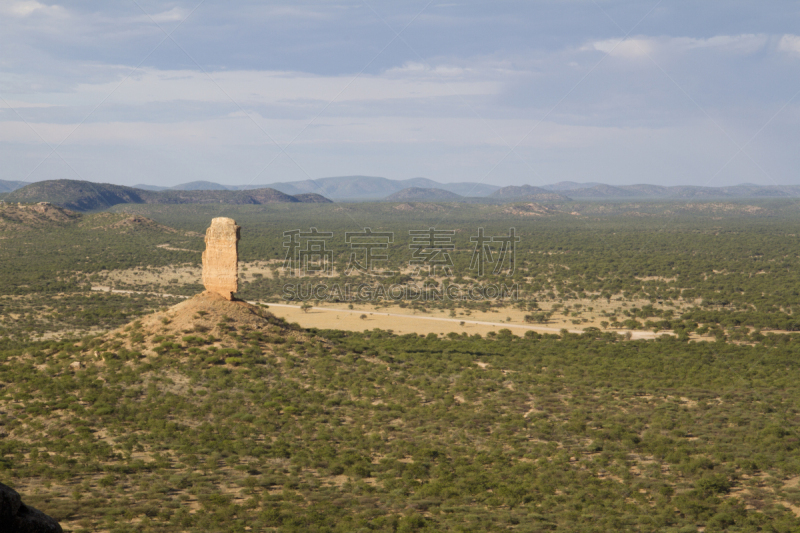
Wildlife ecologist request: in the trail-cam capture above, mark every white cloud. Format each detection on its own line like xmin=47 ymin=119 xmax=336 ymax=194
xmin=62 ymin=67 xmax=501 ymax=107
xmin=1 ymin=1 xmax=62 ymax=17
xmin=778 ymin=34 xmax=800 ymax=56
xmin=590 ymin=38 xmax=654 ymax=58
xmin=671 ymin=34 xmax=768 ymax=54
xmin=588 ymin=34 xmax=768 ymax=59
xmin=384 ymin=62 xmax=473 ymax=79
xmin=148 ymin=7 xmax=188 ymax=23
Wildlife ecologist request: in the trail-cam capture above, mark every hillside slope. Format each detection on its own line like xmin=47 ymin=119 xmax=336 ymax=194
xmin=5 ymin=180 xmax=332 ymax=211
xmin=385 ymin=187 xmax=464 ymax=201
xmin=5 ymin=180 xmax=148 ymax=211
xmin=490 ymin=185 xmax=572 ymax=202
xmin=253 ymin=176 xmax=500 ymax=199
xmin=5 ymin=319 xmax=800 ymax=531
xmin=0 ymin=179 xmax=28 ymax=193
xmin=568 ymin=184 xmax=638 ymax=198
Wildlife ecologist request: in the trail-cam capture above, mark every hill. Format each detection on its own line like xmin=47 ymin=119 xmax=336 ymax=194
xmin=292 ymin=193 xmax=334 ymax=203
xmin=263 ymin=177 xmax=499 ymax=198
xmin=261 ymin=176 xmax=442 ymax=199
xmin=129 ymin=290 xmax=295 ymax=341
xmin=106 ymin=177 xmax=800 ymax=201
xmin=169 ymin=180 xmax=233 ymax=191
xmin=0 ymin=179 xmax=28 ymax=193
xmin=541 ymin=181 xmax=604 ymax=191
xmin=490 ymin=185 xmax=572 ymax=202
xmin=6 ymin=310 xmax=800 ymax=531
xmin=134 ymin=176 xmax=501 ymax=199
xmin=5 ymin=180 xmax=332 ymax=211
xmin=568 ymin=184 xmax=638 ymax=198
xmin=384 ymin=187 xmax=464 ymax=201
xmin=148 ymin=188 xmax=313 ymax=205
xmin=5 ymin=180 xmax=148 ymax=211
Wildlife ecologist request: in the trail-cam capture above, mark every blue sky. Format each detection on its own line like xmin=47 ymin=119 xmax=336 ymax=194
xmin=1 ymin=0 xmax=799 ymax=188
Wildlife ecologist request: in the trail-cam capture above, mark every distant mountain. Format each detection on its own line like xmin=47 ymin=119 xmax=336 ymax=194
xmin=170 ymin=181 xmax=233 ymax=191
xmin=568 ymin=184 xmax=638 ymax=198
xmin=547 ymin=183 xmax=800 ymax=200
xmin=19 ymin=177 xmax=800 ymax=206
xmin=620 ymin=184 xmax=800 ymax=199
xmin=261 ymin=176 xmax=408 ymax=199
xmin=6 ymin=180 xmax=149 ymax=211
xmin=151 ymin=188 xmax=323 ymax=205
xmin=134 ymin=176 xmax=501 ymax=199
xmin=5 ymin=180 xmax=332 ymax=211
xmin=619 ymin=184 xmax=669 ymax=196
xmin=288 ymin=193 xmax=332 ymax=203
xmin=541 ymin=181 xmax=604 ymax=192
xmin=0 ymin=179 xmax=29 ymax=193
xmin=263 ymin=177 xmax=501 ymax=199
xmin=426 ymin=182 xmax=500 ymax=197
xmin=490 ymin=185 xmax=572 ymax=202
xmin=385 ymin=187 xmax=464 ymax=202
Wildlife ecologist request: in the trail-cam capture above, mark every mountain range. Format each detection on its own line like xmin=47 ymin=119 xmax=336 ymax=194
xmin=4 ymin=177 xmax=800 ymax=207
xmin=384 ymin=187 xmax=465 ymax=202
xmin=134 ymin=176 xmax=500 ymax=199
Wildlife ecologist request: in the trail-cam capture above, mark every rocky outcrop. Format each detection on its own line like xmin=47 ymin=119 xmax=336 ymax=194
xmin=201 ymin=217 xmax=240 ymax=300
xmin=0 ymin=482 xmax=63 ymax=533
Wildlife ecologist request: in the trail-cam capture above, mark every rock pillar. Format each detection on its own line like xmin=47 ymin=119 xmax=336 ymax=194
xmin=202 ymin=217 xmax=240 ymax=300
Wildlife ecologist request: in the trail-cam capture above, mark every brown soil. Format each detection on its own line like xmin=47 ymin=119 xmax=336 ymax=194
xmin=125 ymin=291 xmax=288 ymax=339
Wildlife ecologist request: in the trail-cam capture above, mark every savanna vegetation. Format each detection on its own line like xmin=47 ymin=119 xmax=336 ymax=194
xmin=3 ymin=198 xmax=800 ymax=531
xmin=4 ymin=322 xmax=800 ymax=532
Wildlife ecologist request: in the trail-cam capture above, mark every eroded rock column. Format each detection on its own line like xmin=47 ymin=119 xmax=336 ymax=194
xmin=202 ymin=217 xmax=240 ymax=300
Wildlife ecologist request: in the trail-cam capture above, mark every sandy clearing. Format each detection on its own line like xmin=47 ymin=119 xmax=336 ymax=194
xmin=253 ymin=302 xmax=662 ymax=339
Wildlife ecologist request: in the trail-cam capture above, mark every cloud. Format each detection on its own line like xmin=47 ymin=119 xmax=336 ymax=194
xmin=60 ymin=67 xmax=501 ymax=108
xmin=590 ymin=38 xmax=654 ymax=58
xmin=147 ymin=7 xmax=189 ymax=23
xmin=1 ymin=0 xmax=64 ymax=17
xmin=384 ymin=62 xmax=472 ymax=78
xmin=588 ymin=34 xmax=769 ymax=59
xmin=778 ymin=34 xmax=800 ymax=56
xmin=1 ymin=1 xmax=799 ymax=187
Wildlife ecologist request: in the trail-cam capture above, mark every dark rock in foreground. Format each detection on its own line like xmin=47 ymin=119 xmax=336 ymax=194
xmin=0 ymin=482 xmax=63 ymax=533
